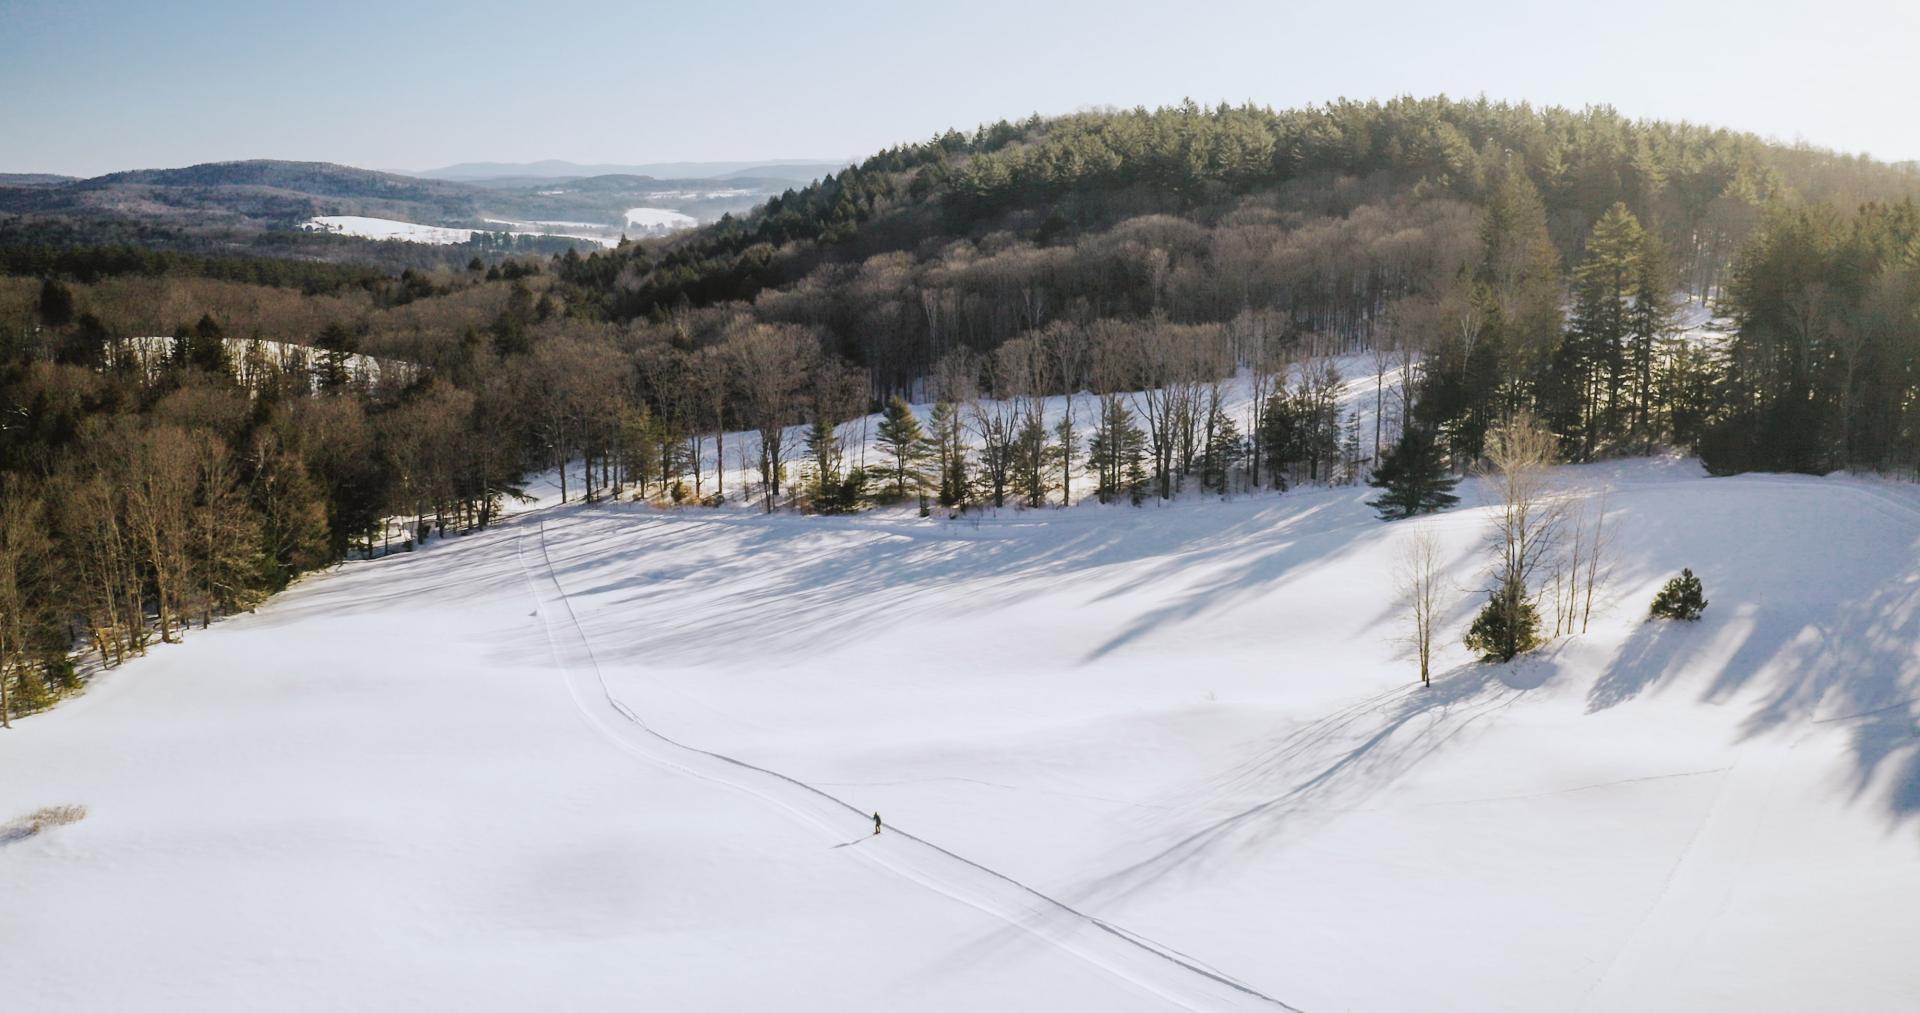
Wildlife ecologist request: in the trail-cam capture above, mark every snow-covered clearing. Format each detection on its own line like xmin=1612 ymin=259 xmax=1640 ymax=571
xmin=304 ymin=215 xmax=624 ymax=248
xmin=7 ymin=449 xmax=1919 ymax=1009
xmin=624 ymin=206 xmax=699 ymax=235
xmin=5 ymin=324 xmax=1919 ymax=1009
xmin=302 ymin=215 xmax=476 ymax=244
xmin=113 ymin=335 xmax=411 ymax=390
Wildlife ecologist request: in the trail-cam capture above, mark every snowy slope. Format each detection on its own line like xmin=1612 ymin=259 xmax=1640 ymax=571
xmin=5 ymin=418 xmax=1920 ymax=1007
xmin=303 ymin=214 xmax=625 ymax=248
xmin=303 ymin=214 xmax=477 ymax=244
xmin=624 ymin=206 xmax=699 ymax=235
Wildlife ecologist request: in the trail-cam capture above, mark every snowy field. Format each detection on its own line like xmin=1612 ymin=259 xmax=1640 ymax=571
xmin=304 ymin=215 xmax=626 ymax=248
xmin=624 ymin=206 xmax=699 ymax=235
xmin=6 ymin=446 xmax=1920 ymax=1009
xmin=6 ymin=315 xmax=1920 ymax=1009
xmin=302 ymin=215 xmax=478 ymax=244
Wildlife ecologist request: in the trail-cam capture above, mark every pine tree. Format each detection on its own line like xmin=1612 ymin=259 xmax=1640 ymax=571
xmin=1563 ymin=202 xmax=1646 ymax=457
xmin=316 ymin=322 xmax=357 ymax=392
xmin=36 ymin=277 xmax=74 ymax=329
xmin=1013 ymin=411 xmax=1051 ymax=507
xmin=928 ymin=401 xmax=968 ymax=507
xmin=1258 ymin=390 xmax=1298 ymax=489
xmin=807 ymin=417 xmax=842 ymax=503
xmin=189 ymin=313 xmax=231 ymax=375
xmin=874 ymin=395 xmax=930 ymax=500
xmin=1464 ymin=590 xmax=1541 ymax=661
xmin=1202 ymin=409 xmax=1243 ymax=494
xmin=1627 ymin=229 xmax=1676 ymax=453
xmin=1088 ymin=397 xmax=1146 ymax=504
xmin=1649 ymin=568 xmax=1708 ymax=620
xmin=1052 ymin=414 xmax=1081 ymax=505
xmin=1367 ymin=427 xmax=1460 ymax=520
xmin=1339 ymin=409 xmax=1363 ymax=485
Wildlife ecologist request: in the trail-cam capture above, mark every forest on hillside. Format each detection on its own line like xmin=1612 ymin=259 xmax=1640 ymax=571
xmin=2 ymin=96 xmax=1918 ymax=720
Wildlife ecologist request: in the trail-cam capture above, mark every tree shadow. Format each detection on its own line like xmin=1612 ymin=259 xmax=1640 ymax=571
xmin=1587 ymin=617 xmax=1716 ymax=712
xmin=1067 ymin=656 xmax=1546 ymax=908
xmin=538 ymin=487 xmax=1389 ymax=672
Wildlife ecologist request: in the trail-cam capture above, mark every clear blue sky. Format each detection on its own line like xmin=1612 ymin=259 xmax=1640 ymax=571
xmin=3 ymin=0 xmax=1916 ymax=177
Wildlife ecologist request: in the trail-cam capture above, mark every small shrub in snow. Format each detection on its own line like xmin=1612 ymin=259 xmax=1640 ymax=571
xmin=1649 ymin=569 xmax=1708 ymax=621
xmin=1464 ymin=592 xmax=1541 ymax=662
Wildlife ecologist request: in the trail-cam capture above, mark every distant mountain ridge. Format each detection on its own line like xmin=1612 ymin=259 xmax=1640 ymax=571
xmin=0 ymin=158 xmax=807 ymax=252
xmin=0 ymin=173 xmax=76 ymax=187
xmin=416 ymin=159 xmax=850 ymax=183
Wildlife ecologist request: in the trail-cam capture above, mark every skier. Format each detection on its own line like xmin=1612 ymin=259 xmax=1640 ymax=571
xmin=872 ymin=812 xmax=883 ymax=836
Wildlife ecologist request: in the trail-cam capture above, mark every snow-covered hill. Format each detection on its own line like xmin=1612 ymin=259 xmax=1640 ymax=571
xmin=4 ymin=403 xmax=1918 ymax=1009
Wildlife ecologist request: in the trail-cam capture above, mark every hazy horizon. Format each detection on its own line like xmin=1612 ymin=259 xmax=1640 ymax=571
xmin=4 ymin=0 xmax=1918 ymax=177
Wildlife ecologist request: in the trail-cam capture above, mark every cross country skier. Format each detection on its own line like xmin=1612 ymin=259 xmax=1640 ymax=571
xmin=873 ymin=812 xmax=883 ymax=836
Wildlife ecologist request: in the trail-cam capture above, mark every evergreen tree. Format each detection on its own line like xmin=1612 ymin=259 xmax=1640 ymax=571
xmin=36 ymin=277 xmax=74 ymax=329
xmin=1202 ymin=409 xmax=1243 ymax=494
xmin=1087 ymin=397 xmax=1146 ymax=503
xmin=1478 ymin=165 xmax=1563 ymax=412
xmin=1339 ymin=409 xmax=1363 ymax=485
xmin=928 ymin=401 xmax=969 ymax=507
xmin=1367 ymin=427 xmax=1460 ymax=520
xmin=1627 ymin=229 xmax=1677 ymax=452
xmin=1562 ymin=203 xmax=1646 ymax=457
xmin=315 ymin=322 xmax=357 ymax=392
xmin=1013 ymin=411 xmax=1051 ymax=507
xmin=1464 ymin=591 xmax=1541 ymax=662
xmin=874 ymin=395 xmax=930 ymax=499
xmin=1649 ymin=568 xmax=1708 ymax=620
xmin=1258 ymin=390 xmax=1298 ymax=489
xmin=806 ymin=417 xmax=842 ymax=503
xmin=189 ymin=313 xmax=231 ymax=375
xmin=1052 ymin=414 xmax=1082 ymax=505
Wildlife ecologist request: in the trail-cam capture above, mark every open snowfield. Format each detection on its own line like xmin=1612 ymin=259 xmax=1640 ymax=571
xmin=305 ymin=215 xmax=626 ymax=248
xmin=5 ymin=444 xmax=1919 ymax=1010
xmin=303 ymin=215 xmax=478 ymax=244
xmin=624 ymin=206 xmax=699 ymax=234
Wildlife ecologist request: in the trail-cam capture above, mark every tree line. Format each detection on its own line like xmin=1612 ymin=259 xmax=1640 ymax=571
xmin=4 ymin=97 xmax=1919 ymax=720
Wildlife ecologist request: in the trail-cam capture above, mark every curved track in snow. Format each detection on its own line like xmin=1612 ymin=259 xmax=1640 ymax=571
xmin=514 ymin=512 xmax=1300 ymax=1013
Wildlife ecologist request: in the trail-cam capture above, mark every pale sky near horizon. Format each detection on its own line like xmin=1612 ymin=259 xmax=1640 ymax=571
xmin=3 ymin=0 xmax=1917 ymax=177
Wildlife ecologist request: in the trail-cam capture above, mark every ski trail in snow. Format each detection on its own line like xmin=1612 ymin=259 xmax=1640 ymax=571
xmin=1575 ymin=745 xmax=1790 ymax=1011
xmin=514 ymin=514 xmax=1301 ymax=1013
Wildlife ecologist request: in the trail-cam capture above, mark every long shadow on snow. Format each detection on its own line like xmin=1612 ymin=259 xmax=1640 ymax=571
xmin=1068 ymin=657 xmax=1546 ymax=909
xmin=538 ymin=486 xmax=1391 ymax=671
xmin=1576 ymin=476 xmax=1920 ymax=828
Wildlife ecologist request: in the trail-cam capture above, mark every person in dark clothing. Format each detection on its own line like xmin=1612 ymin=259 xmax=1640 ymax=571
xmin=873 ymin=812 xmax=882 ymax=836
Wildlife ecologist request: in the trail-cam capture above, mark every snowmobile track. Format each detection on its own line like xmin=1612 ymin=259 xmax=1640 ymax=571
xmin=515 ymin=511 xmax=1302 ymax=1013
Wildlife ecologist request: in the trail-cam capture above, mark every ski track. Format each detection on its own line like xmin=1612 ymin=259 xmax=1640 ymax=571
xmin=513 ymin=509 xmax=1302 ymax=1013
xmin=1575 ymin=745 xmax=1790 ymax=1011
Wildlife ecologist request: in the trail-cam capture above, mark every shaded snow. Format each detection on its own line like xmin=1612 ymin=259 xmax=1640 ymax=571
xmin=6 ymin=452 xmax=1919 ymax=1010
xmin=6 ymin=328 xmax=1920 ymax=1010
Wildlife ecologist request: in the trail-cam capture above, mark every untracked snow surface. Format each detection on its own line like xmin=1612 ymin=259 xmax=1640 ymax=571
xmin=5 ymin=454 xmax=1920 ymax=1011
xmin=302 ymin=215 xmax=477 ymax=244
xmin=624 ymin=206 xmax=699 ymax=234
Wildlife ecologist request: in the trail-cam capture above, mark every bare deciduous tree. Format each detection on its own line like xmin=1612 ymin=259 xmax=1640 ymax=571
xmin=726 ymin=323 xmax=818 ymax=513
xmin=1476 ymin=412 xmax=1563 ymax=660
xmin=1397 ymin=527 xmax=1445 ymax=687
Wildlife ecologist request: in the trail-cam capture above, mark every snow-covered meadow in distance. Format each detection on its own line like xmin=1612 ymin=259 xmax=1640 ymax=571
xmin=624 ymin=206 xmax=699 ymax=235
xmin=302 ymin=214 xmax=482 ymax=245
xmin=300 ymin=208 xmax=701 ymax=247
xmin=4 ymin=337 xmax=1920 ymax=1011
